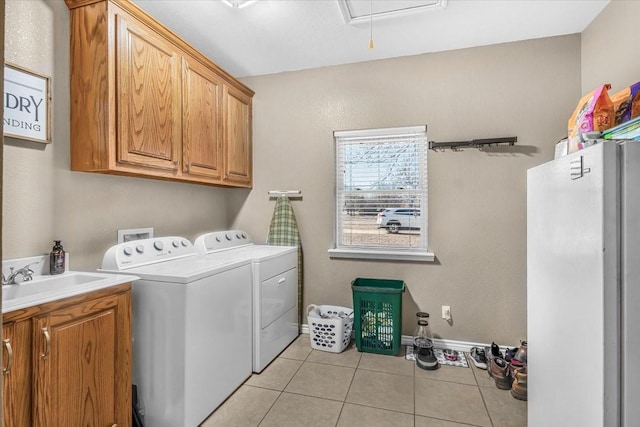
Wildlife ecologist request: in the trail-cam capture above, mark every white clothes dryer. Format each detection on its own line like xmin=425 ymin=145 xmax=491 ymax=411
xmin=101 ymin=236 xmax=252 ymax=427
xmin=194 ymin=230 xmax=299 ymax=372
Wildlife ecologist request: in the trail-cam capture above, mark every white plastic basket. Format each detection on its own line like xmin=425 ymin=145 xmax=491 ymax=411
xmin=307 ymin=304 xmax=354 ymax=353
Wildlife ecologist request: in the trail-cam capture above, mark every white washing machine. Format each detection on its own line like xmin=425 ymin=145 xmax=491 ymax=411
xmin=100 ymin=236 xmax=252 ymax=427
xmin=194 ymin=230 xmax=299 ymax=372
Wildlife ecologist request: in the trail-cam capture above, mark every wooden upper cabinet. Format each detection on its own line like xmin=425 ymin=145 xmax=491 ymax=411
xmin=116 ymin=11 xmax=181 ymax=172
xmin=182 ymin=56 xmax=223 ymax=181
xmin=224 ymin=84 xmax=253 ymax=187
xmin=66 ymin=0 xmax=253 ymax=187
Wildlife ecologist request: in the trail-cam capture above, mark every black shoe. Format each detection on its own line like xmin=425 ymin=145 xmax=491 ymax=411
xmin=416 ymin=348 xmax=439 ymax=370
xmin=490 ymin=342 xmax=502 ymax=358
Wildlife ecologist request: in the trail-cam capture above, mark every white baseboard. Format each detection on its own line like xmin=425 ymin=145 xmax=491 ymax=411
xmin=301 ymin=323 xmax=511 ymax=353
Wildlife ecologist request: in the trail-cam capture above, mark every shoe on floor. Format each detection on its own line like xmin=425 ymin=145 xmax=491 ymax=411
xmin=509 ymin=359 xmax=526 ymax=380
xmin=489 ymin=357 xmax=512 ymax=390
xmin=484 ymin=342 xmax=503 ymax=362
xmin=513 ymin=341 xmax=527 ymax=365
xmin=416 ymin=347 xmax=439 ymax=370
xmin=470 ymin=347 xmax=488 ymax=370
xmin=504 ymin=347 xmax=518 ymax=362
xmin=511 ymin=365 xmax=528 ymax=401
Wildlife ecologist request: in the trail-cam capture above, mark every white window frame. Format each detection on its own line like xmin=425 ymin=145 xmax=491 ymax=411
xmin=328 ymin=125 xmax=435 ymax=262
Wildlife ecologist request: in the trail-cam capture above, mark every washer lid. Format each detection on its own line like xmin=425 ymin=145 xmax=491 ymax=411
xmin=104 ymin=255 xmax=251 ymax=283
xmin=232 ymin=244 xmax=298 ymax=262
xmin=100 ymin=236 xmax=252 ymax=283
xmin=195 ymin=231 xmax=297 ymax=261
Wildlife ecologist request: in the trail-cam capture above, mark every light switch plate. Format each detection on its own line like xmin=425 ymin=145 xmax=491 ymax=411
xmin=442 ymin=305 xmax=451 ymax=320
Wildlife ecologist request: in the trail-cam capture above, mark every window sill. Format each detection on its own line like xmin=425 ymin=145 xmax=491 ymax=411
xmin=328 ymin=248 xmax=435 ymax=262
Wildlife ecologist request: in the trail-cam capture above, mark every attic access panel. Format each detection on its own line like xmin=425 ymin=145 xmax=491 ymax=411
xmin=338 ymin=0 xmax=448 ymax=24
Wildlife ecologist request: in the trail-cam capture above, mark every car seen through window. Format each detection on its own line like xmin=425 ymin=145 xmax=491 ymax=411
xmin=376 ymin=208 xmax=422 ymax=234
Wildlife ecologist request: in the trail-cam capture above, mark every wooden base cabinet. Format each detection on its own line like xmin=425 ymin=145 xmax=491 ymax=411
xmin=2 ymin=321 xmax=32 ymax=427
xmin=66 ymin=0 xmax=253 ymax=188
xmin=2 ymin=284 xmax=132 ymax=427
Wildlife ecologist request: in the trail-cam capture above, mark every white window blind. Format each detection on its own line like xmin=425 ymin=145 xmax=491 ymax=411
xmin=333 ymin=126 xmax=429 ymax=255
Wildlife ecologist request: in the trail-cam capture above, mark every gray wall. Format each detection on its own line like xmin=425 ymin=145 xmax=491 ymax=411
xmin=231 ymin=35 xmax=582 ymax=344
xmin=581 ymin=0 xmax=640 ymax=94
xmin=3 ymin=0 xmax=230 ymax=271
xmin=5 ymin=0 xmax=633 ymax=346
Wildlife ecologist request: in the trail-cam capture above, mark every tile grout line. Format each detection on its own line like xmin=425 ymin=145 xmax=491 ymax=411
xmin=257 ymin=343 xmax=310 ymax=426
xmin=413 ymin=359 xmax=416 ymax=427
xmin=467 ymin=352 xmax=496 ymax=427
xmin=256 ymin=389 xmax=282 ymax=427
xmin=477 ymin=386 xmax=496 ymax=427
xmin=333 ymin=349 xmax=362 ymax=426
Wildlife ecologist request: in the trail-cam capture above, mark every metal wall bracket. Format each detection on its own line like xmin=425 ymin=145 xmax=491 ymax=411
xmin=429 ymin=137 xmax=517 ymax=151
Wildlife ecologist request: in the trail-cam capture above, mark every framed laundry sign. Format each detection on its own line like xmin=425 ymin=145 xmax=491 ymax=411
xmin=3 ymin=63 xmax=51 ymax=143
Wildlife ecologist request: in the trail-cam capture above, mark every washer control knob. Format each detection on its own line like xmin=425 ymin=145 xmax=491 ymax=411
xmin=123 ymin=247 xmax=133 ymax=256
xmin=241 ymin=233 xmax=247 ymax=239
xmin=215 ymin=236 xmax=221 ymax=243
xmin=225 ymin=233 xmax=232 ymax=241
xmin=135 ymin=245 xmax=144 ymax=254
xmin=172 ymin=240 xmax=180 ymax=248
xmin=154 ymin=241 xmax=164 ymax=251
xmin=236 ymin=233 xmax=241 ymax=239
xmin=182 ymin=240 xmax=188 ymax=247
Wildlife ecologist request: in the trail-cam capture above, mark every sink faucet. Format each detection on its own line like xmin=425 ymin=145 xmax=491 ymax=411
xmin=2 ymin=262 xmax=38 ymax=285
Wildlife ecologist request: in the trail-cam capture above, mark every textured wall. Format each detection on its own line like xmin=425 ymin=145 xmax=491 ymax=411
xmin=3 ymin=0 xmax=230 ymax=271
xmin=232 ymin=35 xmax=583 ymax=345
xmin=581 ymin=0 xmax=640 ymax=94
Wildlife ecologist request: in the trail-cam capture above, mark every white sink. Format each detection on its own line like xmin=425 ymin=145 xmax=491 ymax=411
xmin=2 ymin=271 xmax=139 ymax=313
xmin=3 ymin=273 xmax=103 ymax=301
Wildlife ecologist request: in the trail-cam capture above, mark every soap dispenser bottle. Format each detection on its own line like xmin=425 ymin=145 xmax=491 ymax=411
xmin=50 ymin=240 xmax=65 ymax=275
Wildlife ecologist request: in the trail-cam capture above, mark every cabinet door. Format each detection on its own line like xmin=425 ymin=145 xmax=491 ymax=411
xmin=2 ymin=321 xmax=32 ymax=427
xmin=33 ymin=292 xmax=132 ymax=427
xmin=223 ymin=84 xmax=253 ymax=187
xmin=116 ymin=10 xmax=181 ymax=172
xmin=182 ymin=56 xmax=223 ymax=181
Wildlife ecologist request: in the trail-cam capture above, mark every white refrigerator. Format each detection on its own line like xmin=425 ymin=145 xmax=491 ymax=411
xmin=527 ymin=141 xmax=640 ymax=427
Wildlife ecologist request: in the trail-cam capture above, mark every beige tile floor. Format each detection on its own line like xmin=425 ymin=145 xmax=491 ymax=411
xmin=201 ymin=335 xmax=527 ymax=427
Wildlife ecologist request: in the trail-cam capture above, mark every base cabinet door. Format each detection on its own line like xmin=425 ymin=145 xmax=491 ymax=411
xmin=2 ymin=320 xmax=33 ymax=427
xmin=30 ymin=290 xmax=131 ymax=427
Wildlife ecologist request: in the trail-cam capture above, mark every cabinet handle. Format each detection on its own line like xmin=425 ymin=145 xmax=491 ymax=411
xmin=174 ymin=160 xmax=180 ymax=167
xmin=2 ymin=339 xmax=13 ymax=375
xmin=41 ymin=327 xmax=50 ymax=360
xmin=278 ymin=278 xmax=286 ymax=285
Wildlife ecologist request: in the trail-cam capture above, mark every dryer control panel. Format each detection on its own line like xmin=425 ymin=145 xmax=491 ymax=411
xmin=194 ymin=230 xmax=253 ymax=254
xmin=101 ymin=236 xmax=195 ymax=270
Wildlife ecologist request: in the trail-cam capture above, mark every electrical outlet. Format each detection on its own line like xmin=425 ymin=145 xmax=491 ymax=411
xmin=442 ymin=305 xmax=451 ymax=320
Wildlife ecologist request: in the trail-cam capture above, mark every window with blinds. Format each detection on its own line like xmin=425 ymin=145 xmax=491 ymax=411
xmin=334 ymin=125 xmax=428 ymax=253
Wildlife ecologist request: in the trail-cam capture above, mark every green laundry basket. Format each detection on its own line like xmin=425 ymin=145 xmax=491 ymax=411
xmin=351 ymin=278 xmax=405 ymax=355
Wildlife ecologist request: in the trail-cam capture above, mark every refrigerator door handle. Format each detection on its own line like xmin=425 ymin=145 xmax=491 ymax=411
xmin=570 ymin=156 xmax=591 ymax=180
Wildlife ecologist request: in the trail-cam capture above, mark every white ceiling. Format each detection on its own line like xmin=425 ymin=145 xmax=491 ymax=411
xmin=132 ymin=0 xmax=609 ymax=78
